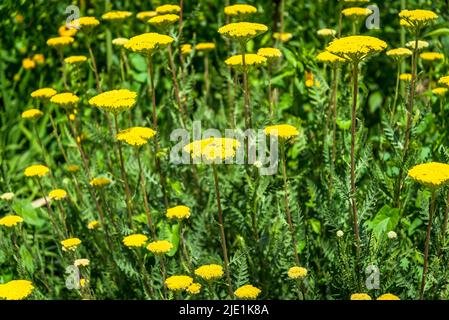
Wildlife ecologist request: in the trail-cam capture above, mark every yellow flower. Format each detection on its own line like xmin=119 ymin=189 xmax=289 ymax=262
xmin=420 ymin=52 xmax=444 ymax=61
xmin=183 ymin=137 xmax=241 ymax=161
xmin=166 ymin=205 xmax=190 ymax=220
xmin=408 ymin=162 xmax=449 ymax=188
xmin=33 ymin=54 xmax=45 ymax=65
xmin=0 ymin=215 xmax=24 ymax=227
xmin=342 ymin=7 xmax=372 ymax=18
xmin=377 ymin=293 xmax=400 ymax=300
xmin=195 ymin=42 xmax=216 ymax=52
xmin=399 ymin=73 xmax=412 ymax=81
xmin=316 ymin=51 xmax=346 ymax=64
xmin=22 ymin=58 xmax=36 ymax=70
xmin=48 ymin=189 xmax=67 ymax=200
xmin=156 ymin=4 xmax=181 ymax=14
xmin=257 ymin=47 xmax=282 ymax=60
xmin=116 ymin=127 xmax=156 ymax=147
xmin=224 ymin=4 xmax=257 ymax=17
xmin=386 ymin=48 xmax=413 ymax=59
xmin=31 ymin=88 xmax=57 ymax=99
xmin=79 ymin=278 xmax=87 ymax=288
xmin=88 ymin=89 xmax=137 ymax=114
xmin=225 ymin=54 xmax=267 ymax=68
xmin=123 ymin=234 xmax=148 ymax=248
xmin=112 ymin=38 xmax=129 ymax=47
xmin=234 ymin=284 xmax=261 ymax=300
xmin=432 ymin=87 xmax=448 ymax=96
xmin=50 ymin=92 xmax=79 ymax=107
xmin=66 ymin=164 xmax=80 ymax=173
xmin=0 ymin=280 xmax=34 ymax=300
xmin=287 ymin=266 xmax=307 ymax=279
xmin=187 ymin=283 xmax=201 ymax=295
xmin=218 ymin=22 xmax=268 ymax=42
xmin=137 ymin=11 xmax=158 ymax=21
xmin=273 ymin=32 xmax=293 ymax=43
xmin=61 ymin=238 xmax=82 ymax=251
xmin=399 ymin=9 xmax=438 ymax=30
xmin=317 ymin=28 xmax=336 ymax=37
xmin=326 ymin=35 xmax=387 ymax=62
xmin=194 ymin=264 xmax=224 ymax=281
xmin=181 ymin=44 xmax=192 ymax=55
xmin=15 ymin=14 xmax=24 ymax=23
xmin=64 ymin=56 xmax=88 ymax=65
xmin=438 ymin=76 xmax=449 ymax=87
xmin=147 ymin=240 xmax=173 ymax=254
xmin=46 ymin=36 xmax=74 ymax=48
xmin=125 ymin=33 xmax=174 ymax=56
xmin=87 ymin=220 xmax=99 ymax=230
xmin=89 ymin=177 xmax=112 ymax=188
xmin=0 ymin=192 xmax=14 ymax=201
xmin=264 ymin=124 xmax=299 ymax=139
xmin=165 ymin=275 xmax=193 ymax=291
xmin=74 ymin=258 xmax=90 ymax=267
xmin=70 ymin=17 xmax=100 ymax=30
xmin=21 ymin=109 xmax=43 ymax=120
xmin=102 ymin=11 xmax=132 ymax=21
xmin=148 ymin=14 xmax=179 ymax=28
xmin=350 ymin=293 xmax=372 ymax=300
xmin=59 ymin=25 xmax=77 ymax=37
xmin=405 ymin=40 xmax=429 ymax=50
xmin=24 ymin=164 xmax=50 ymax=178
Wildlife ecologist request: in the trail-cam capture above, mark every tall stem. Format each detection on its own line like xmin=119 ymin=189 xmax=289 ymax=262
xmin=331 ymin=65 xmax=339 ymax=165
xmin=36 ymin=179 xmax=63 ymax=239
xmin=58 ymin=49 xmax=68 ymax=90
xmin=167 ymin=44 xmax=186 ymax=124
xmin=87 ymin=42 xmax=101 ymax=92
xmin=204 ymin=54 xmax=210 ymax=101
xmin=136 ymin=149 xmax=156 ymax=239
xmin=241 ymin=43 xmax=251 ymax=130
xmin=391 ymin=62 xmax=401 ymax=121
xmin=420 ymin=189 xmax=436 ymax=300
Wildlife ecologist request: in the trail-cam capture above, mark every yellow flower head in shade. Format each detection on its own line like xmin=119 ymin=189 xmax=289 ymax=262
xmin=87 ymin=220 xmax=99 ymax=230
xmin=342 ymin=7 xmax=373 ymax=18
xmin=225 ymin=54 xmax=267 ymax=68
xmin=125 ymin=33 xmax=174 ymax=56
xmin=156 ymin=4 xmax=181 ymax=14
xmin=187 ymin=283 xmax=201 ymax=295
xmin=22 ymin=58 xmax=36 ymax=70
xmin=399 ymin=10 xmax=438 ymax=30
xmin=137 ymin=11 xmax=158 ymax=22
xmin=70 ymin=17 xmax=100 ymax=30
xmin=59 ymin=25 xmax=77 ymax=37
xmin=343 ymin=0 xmax=369 ymax=2
xmin=264 ymin=124 xmax=299 ymax=139
xmin=218 ymin=22 xmax=268 ymax=42
xmin=31 ymin=88 xmax=57 ymax=99
xmin=112 ymin=38 xmax=129 ymax=47
xmin=408 ymin=162 xmax=449 ymax=188
xmin=194 ymin=264 xmax=224 ymax=281
xmin=399 ymin=73 xmax=412 ymax=81
xmin=32 ymin=54 xmax=45 ymax=65
xmin=195 ymin=42 xmax=216 ymax=52
xmin=181 ymin=44 xmax=192 ymax=55
xmin=316 ymin=51 xmax=346 ymax=64
xmin=21 ymin=109 xmax=43 ymax=120
xmin=350 ymin=293 xmax=372 ymax=300
xmin=61 ymin=238 xmax=82 ymax=251
xmin=0 ymin=280 xmax=34 ymax=300
xmin=257 ymin=47 xmax=282 ymax=61
xmin=148 ymin=14 xmax=179 ymax=28
xmin=147 ymin=240 xmax=173 ymax=254
xmin=405 ymin=40 xmax=429 ymax=51
xmin=88 ymin=89 xmax=137 ymax=114
xmin=90 ymin=177 xmax=112 ymax=188
xmin=433 ymin=87 xmax=448 ymax=96
xmin=123 ymin=234 xmax=148 ymax=248
xmin=66 ymin=164 xmax=80 ymax=173
xmin=50 ymin=92 xmax=79 ymax=107
xmin=165 ymin=275 xmax=193 ymax=291
xmin=74 ymin=258 xmax=90 ymax=267
xmin=273 ymin=32 xmax=293 ymax=43
xmin=386 ymin=48 xmax=413 ymax=59
xmin=439 ymin=76 xmax=449 ymax=87
xmin=46 ymin=36 xmax=74 ymax=48
xmin=24 ymin=164 xmax=49 ymax=178
xmin=166 ymin=205 xmax=190 ymax=220
xmin=224 ymin=4 xmax=257 ymax=17
xmin=326 ymin=35 xmax=387 ymax=62
xmin=287 ymin=266 xmax=308 ymax=279
xmin=377 ymin=293 xmax=400 ymax=300
xmin=116 ymin=127 xmax=156 ymax=147
xmin=183 ymin=137 xmax=241 ymax=161
xmin=420 ymin=52 xmax=444 ymax=61
xmin=102 ymin=11 xmax=132 ymax=21
xmin=234 ymin=284 xmax=261 ymax=300
xmin=0 ymin=215 xmax=24 ymax=227
xmin=64 ymin=56 xmax=87 ymax=65
xmin=48 ymin=189 xmax=67 ymax=200
xmin=317 ymin=28 xmax=336 ymax=37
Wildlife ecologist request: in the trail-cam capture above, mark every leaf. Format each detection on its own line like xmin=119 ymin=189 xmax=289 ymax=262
xmin=366 ymin=205 xmax=400 ymax=240
xmin=425 ymin=28 xmax=449 ymax=38
xmin=12 ymin=200 xmax=45 ymax=228
xmin=19 ymin=245 xmax=35 ymax=274
xmin=308 ymin=218 xmax=321 ymax=234
xmin=129 ymin=53 xmax=147 ymax=72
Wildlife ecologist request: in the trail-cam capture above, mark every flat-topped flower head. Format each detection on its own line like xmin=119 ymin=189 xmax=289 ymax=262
xmin=116 ymin=127 xmax=156 ymax=147
xmin=195 ymin=42 xmax=215 ymax=52
xmin=112 ymin=38 xmax=129 ymax=47
xmin=399 ymin=10 xmax=438 ymax=31
xmin=88 ymin=89 xmax=137 ymax=114
xmin=22 ymin=109 xmax=43 ymax=120
xmin=194 ymin=264 xmax=224 ymax=281
xmin=405 ymin=40 xmax=429 ymax=51
xmin=165 ymin=275 xmax=193 ymax=291
xmin=218 ymin=22 xmax=268 ymax=42
xmin=0 ymin=215 xmax=24 ymax=227
xmin=343 ymin=0 xmax=369 ymax=3
xmin=342 ymin=7 xmax=373 ymax=19
xmin=102 ymin=11 xmax=132 ymax=21
xmin=224 ymin=4 xmax=257 ymax=19
xmin=64 ymin=56 xmax=88 ymax=65
xmin=287 ymin=266 xmax=308 ymax=279
xmin=183 ymin=137 xmax=241 ymax=162
xmin=326 ymin=35 xmax=387 ymax=63
xmin=317 ymin=28 xmax=336 ymax=37
xmin=125 ymin=33 xmax=174 ymax=56
xmin=420 ymin=52 xmax=444 ymax=61
xmin=50 ymin=92 xmax=79 ymax=107
xmin=156 ymin=4 xmax=181 ymax=14
xmin=90 ymin=177 xmax=112 ymax=188
xmin=166 ymin=205 xmax=190 ymax=220
xmin=438 ymin=76 xmax=449 ymax=87
xmin=0 ymin=280 xmax=34 ymax=300
xmin=61 ymin=238 xmax=81 ymax=251
xmin=46 ymin=36 xmax=74 ymax=48
xmin=350 ymin=293 xmax=372 ymax=300
xmin=225 ymin=54 xmax=267 ymax=69
xmin=181 ymin=44 xmax=192 ymax=55
xmin=432 ymin=87 xmax=448 ymax=96
xmin=24 ymin=164 xmax=49 ymax=178
xmin=408 ymin=162 xmax=449 ymax=189
xmin=69 ymin=17 xmax=100 ymax=30
xmin=74 ymin=258 xmax=90 ymax=267
xmin=32 ymin=54 xmax=45 ymax=65
xmin=400 ymin=73 xmax=412 ymax=82
xmin=377 ymin=293 xmax=400 ymax=300
xmin=59 ymin=25 xmax=77 ymax=37
xmin=0 ymin=192 xmax=14 ymax=201
xmin=147 ymin=240 xmax=173 ymax=254
xmin=148 ymin=14 xmax=179 ymax=28
xmin=31 ymin=88 xmax=57 ymax=99
xmin=257 ymin=47 xmax=282 ymax=62
xmin=273 ymin=32 xmax=293 ymax=43
xmin=87 ymin=220 xmax=99 ymax=230
xmin=316 ymin=51 xmax=346 ymax=64
xmin=123 ymin=234 xmax=148 ymax=248
xmin=48 ymin=189 xmax=67 ymax=201
xmin=386 ymin=48 xmax=413 ymax=60
xmin=264 ymin=124 xmax=299 ymax=139
xmin=22 ymin=58 xmax=36 ymax=70
xmin=187 ymin=283 xmax=201 ymax=295
xmin=235 ymin=284 xmax=261 ymax=300
xmin=137 ymin=11 xmax=158 ymax=22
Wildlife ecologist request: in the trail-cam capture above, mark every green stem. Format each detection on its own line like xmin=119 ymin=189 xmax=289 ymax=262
xmin=420 ymin=189 xmax=436 ymax=300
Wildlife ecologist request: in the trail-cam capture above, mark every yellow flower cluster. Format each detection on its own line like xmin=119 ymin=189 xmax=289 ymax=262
xmin=24 ymin=164 xmax=49 ymax=178
xmin=234 ymin=284 xmax=261 ymax=300
xmin=48 ymin=189 xmax=67 ymax=200
xmin=400 ymin=73 xmax=412 ymax=81
xmin=408 ymin=162 xmax=449 ymax=188
xmin=116 ymin=127 xmax=156 ymax=147
xmin=273 ymin=32 xmax=293 ymax=42
xmin=377 ymin=293 xmax=400 ymax=300
xmin=326 ymin=35 xmax=387 ymax=62
xmin=50 ymin=92 xmax=79 ymax=107
xmin=165 ymin=275 xmax=193 ymax=291
xmin=148 ymin=14 xmax=179 ymax=27
xmin=405 ymin=40 xmax=429 ymax=50
xmin=316 ymin=51 xmax=345 ymax=64
xmin=32 ymin=54 xmax=45 ymax=65
xmin=257 ymin=47 xmax=282 ymax=59
xmin=102 ymin=11 xmax=132 ymax=21
xmin=0 ymin=215 xmax=24 ymax=227
xmin=183 ymin=137 xmax=241 ymax=161
xmin=399 ymin=9 xmax=438 ymax=30
xmin=224 ymin=4 xmax=257 ymax=17
xmin=125 ymin=33 xmax=174 ymax=56
xmin=90 ymin=177 xmax=111 ymax=188
xmin=317 ymin=28 xmax=336 ymax=37
xmin=186 ymin=283 xmax=201 ymax=295
xmin=195 ymin=42 xmax=216 ymax=51
xmin=87 ymin=220 xmax=99 ymax=230
xmin=70 ymin=17 xmax=100 ymax=29
xmin=350 ymin=293 xmax=371 ymax=300
xmin=166 ymin=205 xmax=191 ymax=220
xmin=420 ymin=52 xmax=444 ymax=61
xmin=218 ymin=22 xmax=268 ymax=41
xmin=64 ymin=56 xmax=88 ymax=64
xmin=61 ymin=238 xmax=82 ymax=251
xmin=147 ymin=240 xmax=173 ymax=254
xmin=156 ymin=4 xmax=181 ymax=14
xmin=181 ymin=44 xmax=192 ymax=55
xmin=0 ymin=280 xmax=34 ymax=300
xmin=123 ymin=234 xmax=148 ymax=248
xmin=137 ymin=11 xmax=158 ymax=21
xmin=264 ymin=124 xmax=299 ymax=139
xmin=225 ymin=54 xmax=267 ymax=68
xmin=21 ymin=109 xmax=43 ymax=120
xmin=432 ymin=87 xmax=448 ymax=96
xmin=31 ymin=88 xmax=57 ymax=99
xmin=22 ymin=58 xmax=36 ymax=70
xmin=59 ymin=25 xmax=77 ymax=37
xmin=46 ymin=36 xmax=74 ymax=48
xmin=342 ymin=7 xmax=373 ymax=18
xmin=439 ymin=76 xmax=449 ymax=87
xmin=386 ymin=48 xmax=413 ymax=58
xmin=112 ymin=38 xmax=129 ymax=47
xmin=88 ymin=89 xmax=137 ymax=113
xmin=287 ymin=266 xmax=308 ymax=279
xmin=194 ymin=264 xmax=224 ymax=281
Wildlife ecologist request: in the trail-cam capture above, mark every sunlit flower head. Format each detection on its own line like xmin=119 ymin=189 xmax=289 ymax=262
xmin=166 ymin=205 xmax=190 ymax=220
xmin=183 ymin=137 xmax=241 ymax=162
xmin=257 ymin=47 xmax=282 ymax=61
xmin=181 ymin=44 xmax=192 ymax=55
xmin=224 ymin=4 xmax=257 ymax=18
xmin=74 ymin=258 xmax=90 ymax=267
xmin=59 ymin=25 xmax=77 ymax=37
xmin=195 ymin=42 xmax=216 ymax=52
xmin=137 ymin=11 xmax=158 ymax=22
xmin=264 ymin=124 xmax=299 ymax=139
xmin=89 ymin=177 xmax=112 ymax=188
xmin=87 ymin=220 xmax=99 ymax=230
xmin=32 ymin=54 xmax=45 ymax=65
xmin=156 ymin=4 xmax=181 ymax=14
xmin=187 ymin=283 xmax=201 ymax=295
xmin=123 ymin=234 xmax=148 ymax=248
xmin=405 ymin=40 xmax=429 ymax=51
xmin=69 ymin=17 xmax=100 ymax=30
xmin=420 ymin=52 xmax=444 ymax=61
xmin=287 ymin=266 xmax=308 ymax=279
xmin=439 ymin=76 xmax=449 ymax=87
xmin=399 ymin=9 xmax=438 ymax=31
xmin=31 ymin=88 xmax=57 ymax=99
xmin=408 ymin=162 xmax=449 ymax=189
xmin=218 ymin=22 xmax=268 ymax=42
xmin=48 ymin=189 xmax=67 ymax=201
xmin=61 ymin=238 xmax=82 ymax=251
xmin=273 ymin=32 xmax=293 ymax=43
xmin=316 ymin=51 xmax=346 ymax=64
xmin=50 ymin=92 xmax=79 ymax=107
xmin=225 ymin=54 xmax=267 ymax=69
xmin=326 ymin=35 xmax=387 ymax=63
xmin=147 ymin=240 xmax=173 ymax=254
xmin=112 ymin=38 xmax=129 ymax=47
xmin=148 ymin=14 xmax=179 ymax=28
xmin=125 ymin=33 xmax=174 ymax=56
xmin=386 ymin=48 xmax=413 ymax=59
xmin=234 ymin=284 xmax=261 ymax=300
xmin=88 ymin=89 xmax=137 ymax=114
xmin=342 ymin=7 xmax=373 ymax=18
xmin=22 ymin=58 xmax=36 ymax=70
xmin=0 ymin=215 xmax=24 ymax=227
xmin=64 ymin=55 xmax=88 ymax=65
xmin=194 ymin=264 xmax=224 ymax=281
xmin=0 ymin=192 xmax=14 ymax=201
xmin=0 ymin=280 xmax=34 ymax=300
xmin=21 ymin=109 xmax=43 ymax=120
xmin=377 ymin=293 xmax=400 ymax=300
xmin=116 ymin=127 xmax=156 ymax=147
xmin=350 ymin=293 xmax=372 ymax=300
xmin=165 ymin=275 xmax=193 ymax=291
xmin=24 ymin=164 xmax=49 ymax=178
xmin=387 ymin=231 xmax=397 ymax=239
xmin=317 ymin=28 xmax=336 ymax=37
xmin=46 ymin=36 xmax=74 ymax=48
xmin=399 ymin=73 xmax=412 ymax=82
xmin=102 ymin=11 xmax=132 ymax=21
